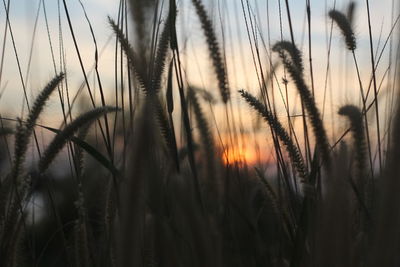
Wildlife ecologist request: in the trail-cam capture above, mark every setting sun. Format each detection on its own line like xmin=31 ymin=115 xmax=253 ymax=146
xmin=221 ymin=145 xmax=258 ymax=166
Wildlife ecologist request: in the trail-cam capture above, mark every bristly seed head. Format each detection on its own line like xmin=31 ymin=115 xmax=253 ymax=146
xmin=329 ymin=9 xmax=357 ymax=51
xmin=191 ymin=0 xmax=230 ymax=103
xmin=272 ymin=41 xmax=304 ymax=73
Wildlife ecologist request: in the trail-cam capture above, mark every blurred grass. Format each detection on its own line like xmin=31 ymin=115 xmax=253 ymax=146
xmin=0 ymin=0 xmax=398 ymax=266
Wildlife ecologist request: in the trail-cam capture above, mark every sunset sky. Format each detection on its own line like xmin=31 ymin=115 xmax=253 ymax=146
xmin=1 ymin=0 xmax=398 ymax=165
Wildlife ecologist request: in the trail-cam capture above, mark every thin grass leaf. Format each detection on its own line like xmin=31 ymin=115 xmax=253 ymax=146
xmin=166 ymin=60 xmax=174 ymax=114
xmin=41 ymin=125 xmax=119 ymax=177
xmin=38 ymin=106 xmax=119 ymax=173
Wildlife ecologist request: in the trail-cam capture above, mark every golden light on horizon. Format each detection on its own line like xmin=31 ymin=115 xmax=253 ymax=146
xmin=220 ymin=132 xmax=274 ymax=166
xmin=222 ymin=145 xmax=255 ymax=166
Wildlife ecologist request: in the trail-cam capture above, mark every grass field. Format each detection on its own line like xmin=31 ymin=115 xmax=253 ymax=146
xmin=0 ymin=0 xmax=399 ymax=266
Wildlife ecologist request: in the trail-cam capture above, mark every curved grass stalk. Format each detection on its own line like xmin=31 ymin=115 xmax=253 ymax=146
xmin=329 ymin=10 xmax=356 ymax=51
xmin=338 ymin=105 xmax=366 ymax=181
xmin=273 ymin=45 xmax=331 ymax=168
xmin=191 ymin=0 xmax=230 ymax=103
xmin=272 ymin=41 xmax=304 ymax=73
xmin=12 ymin=73 xmax=64 ymax=179
xmin=39 ymin=106 xmax=119 ymax=173
xmin=239 ymin=89 xmax=308 ymax=186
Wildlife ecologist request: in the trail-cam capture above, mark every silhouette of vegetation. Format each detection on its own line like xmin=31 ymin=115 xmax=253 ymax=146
xmin=0 ymin=0 xmax=398 ymax=266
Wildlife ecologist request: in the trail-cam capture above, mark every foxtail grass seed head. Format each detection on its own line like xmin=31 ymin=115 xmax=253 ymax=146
xmin=109 ymin=17 xmax=148 ymax=90
xmin=26 ymin=73 xmax=64 ymax=133
xmin=188 ymin=87 xmax=215 ymax=175
xmin=338 ymin=105 xmax=366 ymax=178
xmin=12 ymin=73 xmax=64 ymax=180
xmin=191 ymin=0 xmax=230 ymax=103
xmin=150 ymin=9 xmax=174 ymax=95
xmin=239 ymin=89 xmax=308 ymax=185
xmin=272 ymin=41 xmax=304 ymax=73
xmin=273 ymin=44 xmax=331 ymax=168
xmin=329 ymin=9 xmax=356 ymax=51
xmin=347 ymin=2 xmax=356 ymax=26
